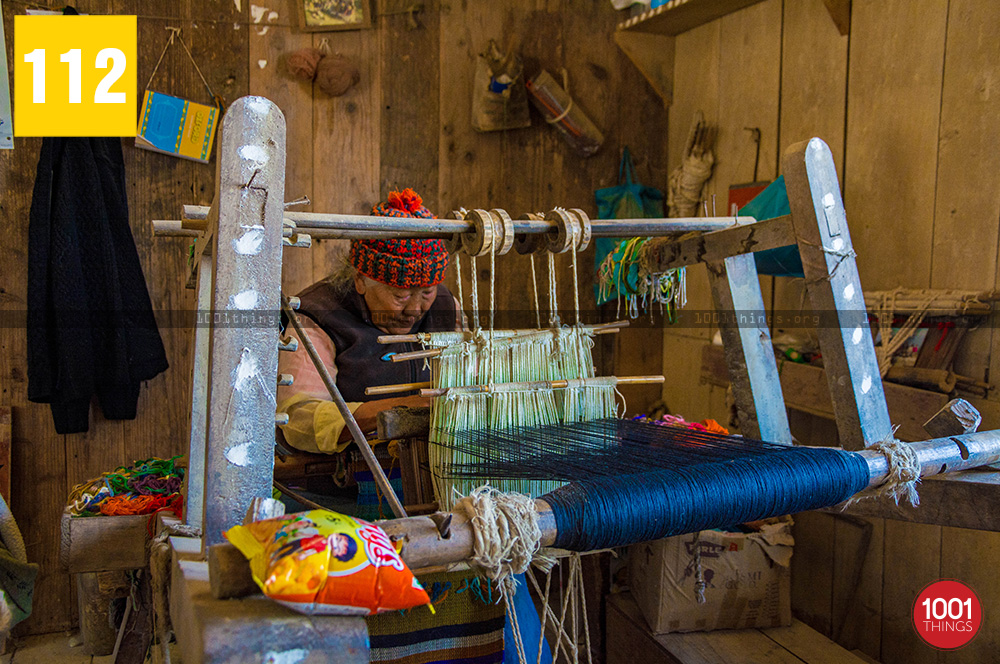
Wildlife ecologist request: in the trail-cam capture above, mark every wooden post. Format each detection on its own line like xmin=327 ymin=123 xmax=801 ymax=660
xmin=707 ymin=250 xmax=792 ymax=443
xmin=202 ymin=97 xmax=286 ymax=548
xmin=783 ymin=138 xmax=893 ymax=450
xmin=185 ymin=251 xmax=213 ymax=532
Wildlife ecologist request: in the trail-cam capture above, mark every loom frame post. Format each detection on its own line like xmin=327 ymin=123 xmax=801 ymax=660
xmin=184 ymin=250 xmax=214 ymax=533
xmin=782 ymin=138 xmax=893 ymax=450
xmin=198 ymin=96 xmax=287 ymax=550
xmin=706 ymin=246 xmax=792 ymax=444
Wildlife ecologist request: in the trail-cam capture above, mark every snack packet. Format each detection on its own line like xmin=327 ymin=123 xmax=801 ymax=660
xmin=226 ymin=509 xmax=430 ymax=615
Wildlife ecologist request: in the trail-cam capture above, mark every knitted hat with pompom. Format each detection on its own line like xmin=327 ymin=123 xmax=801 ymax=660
xmin=350 ymin=189 xmax=449 ymax=288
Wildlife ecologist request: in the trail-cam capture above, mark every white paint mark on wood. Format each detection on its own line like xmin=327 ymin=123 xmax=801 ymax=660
xmin=233 ymin=225 xmax=265 ymax=255
xmin=844 ymin=283 xmax=855 ymax=300
xmin=225 ymin=442 xmax=251 ymax=467
xmin=233 ymin=0 xmax=241 ymax=12
xmin=832 ymin=237 xmax=845 ymax=251
xmin=256 ymin=26 xmax=270 ymax=35
xmin=861 ymin=375 xmax=872 ymax=394
xmin=234 ymin=349 xmax=259 ymax=392
xmin=268 ymin=11 xmax=278 ymax=21
xmin=250 ymin=4 xmax=268 ymax=22
xmin=246 ymin=97 xmax=270 ymax=115
xmin=238 ymin=144 xmax=269 ymax=166
xmin=853 ymin=326 xmax=864 ymax=345
xmin=230 ymin=290 xmax=260 ymax=310
xmin=264 ymin=649 xmax=308 ymax=664
xmin=258 ymin=59 xmax=268 ymax=69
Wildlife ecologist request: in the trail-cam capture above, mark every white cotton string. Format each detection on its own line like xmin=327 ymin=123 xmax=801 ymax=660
xmin=569 ymin=223 xmax=581 ymax=325
xmin=455 ymin=252 xmax=465 ymax=319
xmin=547 ymin=252 xmax=561 ymax=326
xmin=470 ymin=255 xmax=481 ymax=331
xmin=530 ymin=254 xmax=542 ymax=329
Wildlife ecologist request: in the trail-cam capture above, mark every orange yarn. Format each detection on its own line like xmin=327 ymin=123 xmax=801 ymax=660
xmin=387 ymin=188 xmax=422 ymax=214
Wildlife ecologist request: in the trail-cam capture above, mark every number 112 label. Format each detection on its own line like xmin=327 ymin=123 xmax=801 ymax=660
xmin=14 ymin=16 xmax=136 ymax=137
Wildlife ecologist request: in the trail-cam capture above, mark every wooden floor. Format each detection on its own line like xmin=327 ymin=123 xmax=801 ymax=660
xmin=1 ymin=632 xmax=125 ymax=663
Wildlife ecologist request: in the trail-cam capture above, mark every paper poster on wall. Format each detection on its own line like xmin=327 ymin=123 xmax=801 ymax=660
xmin=135 ymin=90 xmax=218 ymax=163
xmin=0 ymin=1 xmax=13 ymax=149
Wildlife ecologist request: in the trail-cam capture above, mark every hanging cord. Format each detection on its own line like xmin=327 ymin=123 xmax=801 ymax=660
xmin=568 ymin=215 xmax=581 ymax=326
xmin=455 ymin=252 xmax=466 ymax=320
xmin=470 ymin=255 xmax=481 ymax=331
xmin=529 ymin=254 xmax=542 ymax=329
xmin=145 ymin=27 xmax=224 ymax=110
xmin=547 ymin=252 xmax=560 ymax=326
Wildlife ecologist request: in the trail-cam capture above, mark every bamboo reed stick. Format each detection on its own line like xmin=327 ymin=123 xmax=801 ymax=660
xmin=377 ymin=320 xmax=631 ymax=345
xmin=365 ymin=381 xmax=432 ymax=396
xmin=419 ymin=375 xmax=664 ymax=397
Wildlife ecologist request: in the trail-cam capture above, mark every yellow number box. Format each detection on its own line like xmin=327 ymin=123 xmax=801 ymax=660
xmin=14 ymin=16 xmax=137 ymax=137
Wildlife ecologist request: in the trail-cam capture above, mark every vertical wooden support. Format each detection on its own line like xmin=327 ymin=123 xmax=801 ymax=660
xmin=185 ymin=252 xmax=214 ymax=533
xmin=783 ymin=138 xmax=892 ymax=450
xmin=707 ymin=251 xmax=791 ymax=443
xmin=202 ymin=97 xmax=286 ymax=548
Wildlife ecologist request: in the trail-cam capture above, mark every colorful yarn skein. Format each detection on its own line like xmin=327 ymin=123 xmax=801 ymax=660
xmin=66 ymin=456 xmax=185 ymax=524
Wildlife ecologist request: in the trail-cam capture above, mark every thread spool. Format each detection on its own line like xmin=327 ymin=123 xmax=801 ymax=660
xmin=514 ymin=213 xmax=547 ymax=255
xmin=444 ymin=209 xmax=467 ymax=254
xmin=490 ymin=209 xmax=515 ymax=255
xmin=462 ymin=209 xmax=495 ymax=257
xmin=567 ymin=208 xmax=592 ymax=252
xmin=545 ymin=208 xmax=579 ymax=254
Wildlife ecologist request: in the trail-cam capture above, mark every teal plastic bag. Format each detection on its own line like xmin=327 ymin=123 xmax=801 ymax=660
xmin=594 ymin=148 xmax=665 ymax=304
xmin=740 ymin=176 xmax=804 ymax=277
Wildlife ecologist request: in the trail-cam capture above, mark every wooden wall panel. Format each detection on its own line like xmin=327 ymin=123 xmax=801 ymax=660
xmin=881 ymin=521 xmax=940 ymax=664
xmin=843 ymin=0 xmax=947 ymax=291
xmin=831 ymin=515 xmax=883 ymax=659
xmin=250 ymin=22 xmax=316 ymax=294
xmin=941 ymin=527 xmax=1000 ymax=664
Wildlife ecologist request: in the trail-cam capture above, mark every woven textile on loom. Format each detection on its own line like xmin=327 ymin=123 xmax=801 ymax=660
xmin=353 ymin=443 xmax=405 ymax=521
xmin=366 ymin=570 xmax=506 ymax=664
xmin=424 ymin=326 xmax=618 ymax=509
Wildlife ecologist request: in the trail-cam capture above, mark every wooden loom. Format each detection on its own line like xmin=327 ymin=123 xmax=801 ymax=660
xmin=151 ymin=97 xmax=1000 ymax=663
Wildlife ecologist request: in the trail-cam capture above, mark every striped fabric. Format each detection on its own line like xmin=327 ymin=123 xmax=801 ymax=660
xmin=367 ymin=571 xmax=506 ymax=664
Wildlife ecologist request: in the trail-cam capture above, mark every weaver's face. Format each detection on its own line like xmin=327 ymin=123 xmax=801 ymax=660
xmin=356 ymin=275 xmax=437 ymax=334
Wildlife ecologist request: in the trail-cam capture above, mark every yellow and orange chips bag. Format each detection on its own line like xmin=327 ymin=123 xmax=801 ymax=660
xmin=226 ymin=509 xmax=430 ymax=615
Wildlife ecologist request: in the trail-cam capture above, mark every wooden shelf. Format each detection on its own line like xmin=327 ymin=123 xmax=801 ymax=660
xmin=617 ymin=0 xmax=767 ymax=36
xmin=614 ymin=0 xmax=768 ymax=105
xmin=700 ymin=343 xmax=947 ymax=442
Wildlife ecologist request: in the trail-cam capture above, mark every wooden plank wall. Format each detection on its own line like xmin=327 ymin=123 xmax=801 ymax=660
xmin=0 ymin=0 xmax=667 ymax=636
xmin=663 ymin=1 xmax=1000 ymax=662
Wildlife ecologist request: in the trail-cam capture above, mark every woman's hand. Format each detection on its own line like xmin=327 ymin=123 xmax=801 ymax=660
xmin=340 ymin=395 xmax=431 ymax=441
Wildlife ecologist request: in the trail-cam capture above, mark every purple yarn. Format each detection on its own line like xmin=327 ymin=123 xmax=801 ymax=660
xmin=128 ymin=475 xmax=182 ymax=495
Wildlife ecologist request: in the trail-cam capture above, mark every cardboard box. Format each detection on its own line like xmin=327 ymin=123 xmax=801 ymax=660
xmin=627 ymin=519 xmax=793 ymax=633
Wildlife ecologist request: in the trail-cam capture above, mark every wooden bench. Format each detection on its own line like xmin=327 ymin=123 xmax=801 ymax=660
xmin=607 ymin=592 xmax=878 ymax=664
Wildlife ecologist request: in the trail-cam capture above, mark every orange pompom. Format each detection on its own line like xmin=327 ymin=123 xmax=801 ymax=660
xmin=387 ymin=188 xmax=423 ymax=214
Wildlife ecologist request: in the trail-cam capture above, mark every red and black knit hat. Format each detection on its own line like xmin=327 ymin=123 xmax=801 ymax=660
xmin=350 ymin=189 xmax=449 ymax=288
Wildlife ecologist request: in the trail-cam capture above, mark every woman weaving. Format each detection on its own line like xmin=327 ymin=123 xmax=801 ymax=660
xmin=276 ymin=189 xmax=459 ymax=454
xmin=275 ymin=189 xmax=551 ymax=664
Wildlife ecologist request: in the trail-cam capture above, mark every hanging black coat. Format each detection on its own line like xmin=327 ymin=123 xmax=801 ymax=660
xmin=27 ymin=137 xmax=168 ymax=434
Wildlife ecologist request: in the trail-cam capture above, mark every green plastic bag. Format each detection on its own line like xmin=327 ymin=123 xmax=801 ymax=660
xmin=593 ymin=148 xmax=665 ymax=304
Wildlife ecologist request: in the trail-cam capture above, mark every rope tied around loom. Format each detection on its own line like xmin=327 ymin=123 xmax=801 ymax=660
xmin=850 ymin=429 xmax=921 ymax=507
xmin=453 ymin=486 xmax=555 ymax=591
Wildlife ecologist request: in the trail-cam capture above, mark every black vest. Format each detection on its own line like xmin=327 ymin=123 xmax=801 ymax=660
xmin=295 ymin=281 xmax=457 ymax=402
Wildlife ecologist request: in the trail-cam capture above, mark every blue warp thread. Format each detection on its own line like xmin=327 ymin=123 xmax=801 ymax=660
xmin=435 ymin=418 xmax=872 ymax=551
xmin=543 ymin=445 xmax=869 ymax=550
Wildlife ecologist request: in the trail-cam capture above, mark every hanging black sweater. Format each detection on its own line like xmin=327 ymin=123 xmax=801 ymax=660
xmin=27 ymin=137 xmax=169 ymax=434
